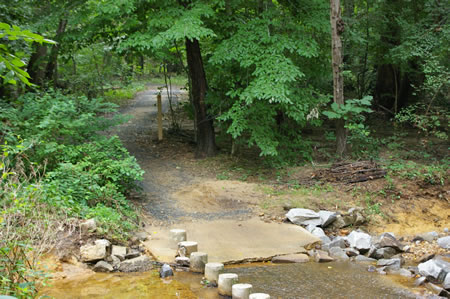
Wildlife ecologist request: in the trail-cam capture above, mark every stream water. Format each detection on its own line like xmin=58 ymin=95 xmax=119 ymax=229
xmin=42 ymin=262 xmax=417 ymax=299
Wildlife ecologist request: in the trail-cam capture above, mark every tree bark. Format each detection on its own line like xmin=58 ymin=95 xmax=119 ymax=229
xmin=45 ymin=19 xmax=68 ymax=85
xmin=185 ymin=38 xmax=217 ymax=158
xmin=330 ymin=0 xmax=347 ymax=157
xmin=27 ymin=43 xmax=48 ymax=86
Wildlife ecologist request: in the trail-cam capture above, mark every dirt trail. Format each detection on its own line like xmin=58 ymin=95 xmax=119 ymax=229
xmin=115 ymin=85 xmax=254 ymax=224
xmin=115 ymin=85 xmax=319 ymax=263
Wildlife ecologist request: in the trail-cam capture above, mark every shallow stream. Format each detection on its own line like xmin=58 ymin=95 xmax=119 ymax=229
xmin=42 ymin=262 xmax=417 ymax=299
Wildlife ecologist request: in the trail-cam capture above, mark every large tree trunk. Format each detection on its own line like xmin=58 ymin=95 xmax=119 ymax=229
xmin=330 ymin=0 xmax=347 ymax=157
xmin=27 ymin=43 xmax=48 ymax=86
xmin=185 ymin=38 xmax=217 ymax=158
xmin=45 ymin=19 xmax=68 ymax=86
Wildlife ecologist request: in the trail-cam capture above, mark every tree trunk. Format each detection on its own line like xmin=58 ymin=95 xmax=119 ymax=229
xmin=45 ymin=19 xmax=68 ymax=85
xmin=27 ymin=43 xmax=48 ymax=86
xmin=185 ymin=38 xmax=217 ymax=158
xmin=330 ymin=0 xmax=347 ymax=157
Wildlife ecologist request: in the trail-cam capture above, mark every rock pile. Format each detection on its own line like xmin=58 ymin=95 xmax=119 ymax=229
xmin=79 ymin=228 xmax=151 ymax=273
xmin=285 ymin=208 xmax=450 ymax=297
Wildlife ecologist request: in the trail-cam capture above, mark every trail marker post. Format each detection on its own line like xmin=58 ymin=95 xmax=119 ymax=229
xmin=157 ymin=93 xmax=163 ymax=141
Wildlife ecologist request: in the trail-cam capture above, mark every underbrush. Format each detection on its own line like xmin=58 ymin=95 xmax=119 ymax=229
xmin=0 ymin=91 xmax=144 ymax=297
xmin=103 ymin=81 xmax=147 ymax=105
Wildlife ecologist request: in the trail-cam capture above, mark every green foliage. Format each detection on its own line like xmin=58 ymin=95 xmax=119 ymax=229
xmin=0 ymin=91 xmax=143 ymax=241
xmin=0 ymin=22 xmax=54 ymax=86
xmin=386 ymin=158 xmax=448 ymax=186
xmin=395 ymin=104 xmax=448 ymax=140
xmin=323 ymin=96 xmax=373 ymax=121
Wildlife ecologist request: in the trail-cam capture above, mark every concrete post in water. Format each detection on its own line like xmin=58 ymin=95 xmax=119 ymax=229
xmin=232 ymin=283 xmax=253 ymax=299
xmin=170 ymin=229 xmax=187 ymax=248
xmin=204 ymin=262 xmax=224 ymax=284
xmin=218 ymin=273 xmax=239 ymax=296
xmin=249 ymin=293 xmax=271 ymax=299
xmin=178 ymin=241 xmax=198 ymax=257
xmin=157 ymin=93 xmax=163 ymax=141
xmin=189 ymin=252 xmax=208 ymax=273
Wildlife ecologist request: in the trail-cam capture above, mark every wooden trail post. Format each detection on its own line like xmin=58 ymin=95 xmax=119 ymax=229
xmin=157 ymin=93 xmax=163 ymax=141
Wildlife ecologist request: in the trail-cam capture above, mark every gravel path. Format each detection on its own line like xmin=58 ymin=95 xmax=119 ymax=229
xmin=114 ymin=86 xmax=251 ymax=224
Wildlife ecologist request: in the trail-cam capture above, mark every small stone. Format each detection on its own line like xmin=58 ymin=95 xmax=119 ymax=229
xmin=415 ymin=231 xmax=439 ymax=243
xmin=119 ymin=255 xmax=152 ymax=272
xmin=414 ymin=276 xmax=427 ymax=287
xmin=376 ymin=266 xmax=387 ymax=275
xmin=328 ymin=236 xmax=348 ymax=249
xmin=387 ymin=268 xmax=413 ymax=277
xmin=112 ymin=245 xmax=127 ymax=261
xmin=330 ymin=215 xmax=347 ymax=229
xmin=373 ymin=247 xmax=397 ymax=259
xmin=272 ymin=254 xmax=309 ymax=264
xmin=354 ymin=212 xmax=365 ymax=226
xmin=329 ymin=247 xmax=349 ymax=261
xmin=437 ymin=236 xmax=450 ymax=249
xmin=444 ymin=228 xmax=449 ymax=233
xmin=95 ymin=239 xmax=111 ymax=247
xmin=311 ymin=227 xmax=331 ymax=244
xmin=160 ymin=264 xmax=174 ymax=278
xmin=314 ymin=250 xmax=334 ymax=263
xmin=126 ymin=249 xmax=140 ymax=259
xmin=368 ymin=265 xmax=376 ymax=272
xmin=377 ymin=258 xmax=402 ymax=270
xmin=105 ymin=255 xmax=121 ymax=269
xmin=80 ymin=219 xmax=96 ymax=234
xmin=345 ymin=248 xmax=359 ymax=257
xmin=426 ymin=283 xmax=450 ymax=297
xmin=418 ymin=253 xmax=436 ymax=263
xmin=354 ymin=255 xmax=376 ymax=263
xmin=93 ymin=261 xmax=113 ymax=272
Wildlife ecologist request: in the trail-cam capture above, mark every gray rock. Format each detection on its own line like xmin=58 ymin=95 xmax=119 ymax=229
xmin=160 ymin=264 xmax=174 ymax=278
xmin=80 ymin=219 xmax=96 ymax=234
xmin=347 ymin=231 xmax=372 ymax=252
xmin=80 ymin=243 xmax=107 ymax=262
xmin=373 ymin=233 xmax=403 ymax=251
xmin=305 ymin=224 xmax=317 ymax=232
xmin=112 ymin=245 xmax=127 ymax=261
xmin=415 ymin=231 xmax=439 ymax=243
xmin=418 ymin=253 xmax=436 ymax=263
xmin=354 ymin=255 xmax=376 ymax=263
xmin=437 ymin=236 xmax=450 ymax=249
xmin=345 ymin=248 xmax=359 ymax=257
xmin=444 ymin=273 xmax=450 ymax=290
xmin=126 ymin=249 xmax=140 ymax=259
xmin=105 ymin=255 xmax=121 ymax=270
xmin=330 ymin=215 xmax=348 ymax=229
xmin=329 ymin=247 xmax=349 ymax=261
xmin=354 ymin=212 xmax=365 ymax=226
xmin=414 ymin=276 xmax=427 ymax=287
xmin=314 ymin=250 xmax=334 ymax=263
xmin=444 ymin=228 xmax=449 ymax=233
xmin=377 ymin=258 xmax=402 ymax=270
xmin=329 ymin=236 xmax=348 ymax=249
xmin=376 ymin=266 xmax=387 ymax=275
xmin=93 ymin=261 xmax=114 ymax=272
xmin=368 ymin=265 xmax=376 ymax=272
xmin=272 ymin=254 xmax=309 ymax=264
xmin=311 ymin=227 xmax=331 ymax=244
xmin=418 ymin=259 xmax=444 ymax=280
xmin=285 ymin=208 xmax=320 ymax=226
xmin=318 ymin=211 xmax=337 ymax=227
xmin=119 ymin=255 xmax=152 ymax=272
xmin=373 ymin=247 xmax=397 ymax=259
xmin=425 ymin=283 xmax=450 ymax=297
xmin=407 ymin=266 xmax=420 ymax=275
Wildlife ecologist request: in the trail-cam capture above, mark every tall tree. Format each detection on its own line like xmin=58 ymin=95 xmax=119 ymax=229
xmin=330 ymin=0 xmax=346 ymax=157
